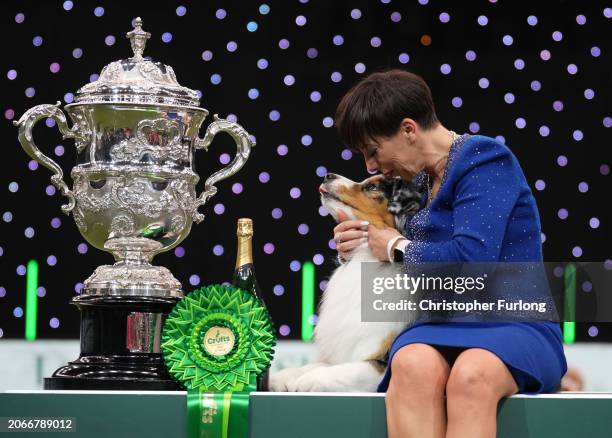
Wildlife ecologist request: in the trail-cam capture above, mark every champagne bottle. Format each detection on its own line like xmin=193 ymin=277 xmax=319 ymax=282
xmin=231 ymin=218 xmax=270 ymax=391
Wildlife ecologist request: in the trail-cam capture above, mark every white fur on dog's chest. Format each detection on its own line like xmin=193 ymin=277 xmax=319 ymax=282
xmin=314 ymin=246 xmax=408 ymax=364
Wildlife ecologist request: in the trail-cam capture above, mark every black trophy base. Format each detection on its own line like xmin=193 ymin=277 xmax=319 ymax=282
xmin=44 ymin=355 xmax=181 ymax=391
xmin=45 ymin=376 xmax=180 ymax=391
xmin=44 ymin=294 xmax=182 ymax=391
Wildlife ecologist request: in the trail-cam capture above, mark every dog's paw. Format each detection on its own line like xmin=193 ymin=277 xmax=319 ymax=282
xmin=269 ymin=374 xmax=290 ymax=392
xmin=269 ymin=368 xmax=302 ymax=392
xmin=286 ymin=368 xmax=333 ymax=392
xmin=269 ymin=363 xmax=330 ymax=391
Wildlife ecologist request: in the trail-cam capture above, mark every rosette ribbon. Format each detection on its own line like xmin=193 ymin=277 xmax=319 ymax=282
xmin=161 ymin=284 xmax=276 ymax=438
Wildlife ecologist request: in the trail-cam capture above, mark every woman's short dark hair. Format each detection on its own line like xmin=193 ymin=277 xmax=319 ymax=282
xmin=335 ymin=69 xmax=439 ymax=152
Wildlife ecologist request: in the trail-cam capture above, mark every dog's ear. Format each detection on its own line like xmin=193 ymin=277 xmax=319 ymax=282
xmin=378 ymin=177 xmax=396 ymax=199
xmin=385 ymin=178 xmax=423 ymax=215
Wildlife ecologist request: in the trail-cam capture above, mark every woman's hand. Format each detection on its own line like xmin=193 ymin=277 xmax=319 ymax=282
xmin=367 ymin=225 xmax=403 ymax=262
xmin=333 ymin=211 xmax=369 ymax=261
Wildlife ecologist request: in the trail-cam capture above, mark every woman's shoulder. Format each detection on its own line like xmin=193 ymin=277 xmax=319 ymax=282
xmin=450 ymin=134 xmax=520 ymax=177
xmin=458 ymin=134 xmax=514 ymax=160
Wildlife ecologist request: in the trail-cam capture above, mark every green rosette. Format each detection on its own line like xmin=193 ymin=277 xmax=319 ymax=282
xmin=161 ymin=284 xmax=276 ymax=438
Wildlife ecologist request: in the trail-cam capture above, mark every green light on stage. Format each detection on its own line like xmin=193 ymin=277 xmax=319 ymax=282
xmin=301 ymin=261 xmax=315 ymax=342
xmin=563 ymin=322 xmax=575 ymax=344
xmin=25 ymin=259 xmax=39 ymax=341
xmin=563 ymin=263 xmax=576 ymax=345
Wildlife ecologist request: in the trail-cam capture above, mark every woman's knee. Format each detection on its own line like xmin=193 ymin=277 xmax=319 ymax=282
xmin=390 ymin=343 xmax=451 ymax=390
xmin=446 ymin=349 xmax=518 ymax=401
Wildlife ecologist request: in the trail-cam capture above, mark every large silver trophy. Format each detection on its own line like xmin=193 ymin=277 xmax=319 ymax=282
xmin=14 ymin=18 xmax=253 ymax=390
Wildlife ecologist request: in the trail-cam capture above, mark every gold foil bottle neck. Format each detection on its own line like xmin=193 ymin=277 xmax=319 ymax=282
xmin=235 ymin=218 xmax=253 ymax=268
xmin=237 ymin=218 xmax=253 ymax=238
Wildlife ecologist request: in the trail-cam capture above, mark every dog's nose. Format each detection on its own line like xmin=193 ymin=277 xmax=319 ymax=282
xmin=324 ymin=173 xmax=338 ymax=181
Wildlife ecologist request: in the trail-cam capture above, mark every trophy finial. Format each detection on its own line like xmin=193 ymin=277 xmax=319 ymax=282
xmin=126 ymin=17 xmax=151 ymax=61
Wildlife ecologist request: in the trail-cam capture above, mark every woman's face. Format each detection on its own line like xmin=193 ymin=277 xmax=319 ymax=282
xmin=362 ymin=128 xmax=424 ymax=180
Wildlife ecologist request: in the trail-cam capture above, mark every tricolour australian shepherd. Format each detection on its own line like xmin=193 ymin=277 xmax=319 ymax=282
xmin=269 ymin=173 xmax=422 ymax=392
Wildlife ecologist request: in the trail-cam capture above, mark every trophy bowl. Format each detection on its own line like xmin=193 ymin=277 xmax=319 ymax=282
xmin=13 ymin=18 xmax=254 ymax=389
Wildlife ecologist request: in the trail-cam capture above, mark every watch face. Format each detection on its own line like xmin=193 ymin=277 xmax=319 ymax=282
xmin=393 ymin=248 xmax=404 ymax=263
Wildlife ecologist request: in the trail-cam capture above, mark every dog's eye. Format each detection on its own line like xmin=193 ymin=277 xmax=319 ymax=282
xmin=364 ymin=183 xmax=378 ymax=192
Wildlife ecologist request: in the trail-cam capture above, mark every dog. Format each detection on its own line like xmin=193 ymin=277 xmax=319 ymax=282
xmin=269 ymin=173 xmax=422 ymax=392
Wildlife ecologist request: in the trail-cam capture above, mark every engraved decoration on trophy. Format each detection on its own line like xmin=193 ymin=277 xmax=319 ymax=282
xmin=14 ymin=17 xmax=255 ymax=298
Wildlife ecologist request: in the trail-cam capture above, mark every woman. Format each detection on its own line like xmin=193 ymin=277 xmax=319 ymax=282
xmin=332 ymin=70 xmax=567 ymax=438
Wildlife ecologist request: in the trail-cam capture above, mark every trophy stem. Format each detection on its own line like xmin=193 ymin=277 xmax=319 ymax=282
xmin=105 ymin=237 xmax=161 ymax=264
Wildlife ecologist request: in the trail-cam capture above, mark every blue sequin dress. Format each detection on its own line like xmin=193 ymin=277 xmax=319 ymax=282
xmin=377 ymin=134 xmax=567 ymax=394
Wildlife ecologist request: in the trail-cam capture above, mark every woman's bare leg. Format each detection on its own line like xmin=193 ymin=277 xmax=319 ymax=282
xmin=385 ymin=343 xmax=452 ymax=438
xmin=445 ymin=348 xmax=519 ymax=438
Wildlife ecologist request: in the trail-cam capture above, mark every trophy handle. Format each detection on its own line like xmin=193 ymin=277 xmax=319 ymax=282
xmin=13 ymin=102 xmax=87 ymax=215
xmin=192 ymin=114 xmax=255 ymax=223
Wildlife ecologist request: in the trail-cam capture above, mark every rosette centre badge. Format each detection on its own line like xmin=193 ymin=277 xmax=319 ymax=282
xmin=204 ymin=327 xmax=235 ymax=357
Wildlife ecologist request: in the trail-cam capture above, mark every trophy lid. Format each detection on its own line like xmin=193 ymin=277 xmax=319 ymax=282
xmin=74 ymin=17 xmax=200 ymax=106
